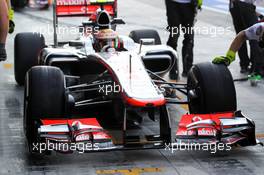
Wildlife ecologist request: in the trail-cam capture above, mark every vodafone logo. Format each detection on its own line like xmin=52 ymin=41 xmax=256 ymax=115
xmin=57 ymin=0 xmax=91 ymax=6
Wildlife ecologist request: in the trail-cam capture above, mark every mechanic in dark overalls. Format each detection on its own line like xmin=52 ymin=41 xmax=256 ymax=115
xmin=0 ymin=0 xmax=14 ymax=61
xmin=229 ymin=0 xmax=264 ymax=74
xmin=165 ymin=0 xmax=202 ymax=79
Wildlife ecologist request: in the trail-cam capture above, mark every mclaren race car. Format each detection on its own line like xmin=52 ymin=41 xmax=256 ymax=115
xmin=14 ymin=0 xmax=260 ymax=154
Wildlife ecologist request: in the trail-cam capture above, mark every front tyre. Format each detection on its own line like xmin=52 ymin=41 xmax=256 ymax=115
xmin=24 ymin=66 xmax=65 ymax=153
xmin=187 ymin=62 xmax=237 ymax=114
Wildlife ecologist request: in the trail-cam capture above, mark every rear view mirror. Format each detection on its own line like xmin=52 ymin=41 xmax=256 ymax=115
xmin=139 ymin=38 xmax=155 ymax=53
xmin=111 ymin=18 xmax=126 ymax=25
xmin=140 ymin=38 xmax=155 ymax=45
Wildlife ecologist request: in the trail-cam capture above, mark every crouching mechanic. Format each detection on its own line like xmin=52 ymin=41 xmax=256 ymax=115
xmin=0 ymin=0 xmax=15 ymax=61
xmin=213 ymin=22 xmax=264 ymax=76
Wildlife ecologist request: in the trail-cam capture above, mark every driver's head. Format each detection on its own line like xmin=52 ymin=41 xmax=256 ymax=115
xmin=94 ymin=29 xmax=118 ymax=52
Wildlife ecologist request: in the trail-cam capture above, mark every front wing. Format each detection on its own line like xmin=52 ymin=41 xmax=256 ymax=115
xmin=35 ymin=111 xmax=261 ymax=154
xmin=176 ymin=111 xmax=260 ymax=147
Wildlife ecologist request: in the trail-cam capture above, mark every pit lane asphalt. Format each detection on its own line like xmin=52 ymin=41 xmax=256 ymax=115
xmin=0 ymin=0 xmax=264 ymax=174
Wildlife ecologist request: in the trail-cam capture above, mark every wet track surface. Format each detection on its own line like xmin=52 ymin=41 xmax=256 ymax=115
xmin=0 ymin=0 xmax=264 ymax=174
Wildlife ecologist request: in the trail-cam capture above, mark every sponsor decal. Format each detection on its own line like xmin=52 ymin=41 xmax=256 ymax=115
xmin=57 ymin=0 xmax=115 ymax=6
xmin=177 ymin=129 xmax=216 ymax=136
xmin=57 ymin=0 xmax=91 ymax=6
xmin=75 ymin=133 xmax=91 ymax=142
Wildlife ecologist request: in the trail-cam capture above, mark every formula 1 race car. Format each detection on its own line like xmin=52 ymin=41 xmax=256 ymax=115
xmin=14 ymin=0 xmax=260 ymax=154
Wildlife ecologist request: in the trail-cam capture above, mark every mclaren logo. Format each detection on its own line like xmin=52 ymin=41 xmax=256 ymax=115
xmin=192 ymin=116 xmax=202 ymax=122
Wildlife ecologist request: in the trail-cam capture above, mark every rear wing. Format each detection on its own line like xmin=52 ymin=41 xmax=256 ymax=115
xmin=53 ymin=0 xmax=117 ymax=46
xmin=55 ymin=0 xmax=117 ymax=18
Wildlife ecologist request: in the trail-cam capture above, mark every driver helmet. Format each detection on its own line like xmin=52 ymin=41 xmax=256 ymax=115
xmin=94 ymin=29 xmax=119 ymax=51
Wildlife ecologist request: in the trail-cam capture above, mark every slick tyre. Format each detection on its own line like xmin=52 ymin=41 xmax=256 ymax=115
xmin=129 ymin=29 xmax=161 ymax=45
xmin=15 ymin=33 xmax=45 ymax=85
xmin=42 ymin=4 xmax=50 ymax=10
xmin=187 ymin=62 xmax=237 ymax=114
xmin=24 ymin=66 xmax=65 ymax=153
xmin=11 ymin=0 xmax=28 ymax=9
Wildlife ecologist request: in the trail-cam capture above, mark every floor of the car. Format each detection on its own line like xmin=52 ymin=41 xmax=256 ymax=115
xmin=101 ymin=111 xmax=162 ymax=145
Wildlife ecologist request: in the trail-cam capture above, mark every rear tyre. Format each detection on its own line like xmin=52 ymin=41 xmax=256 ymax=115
xmin=187 ymin=62 xmax=237 ymax=114
xmin=42 ymin=4 xmax=49 ymax=9
xmin=39 ymin=2 xmax=49 ymax=10
xmin=24 ymin=66 xmax=65 ymax=153
xmin=129 ymin=29 xmax=161 ymax=45
xmin=11 ymin=0 xmax=28 ymax=9
xmin=15 ymin=33 xmax=45 ymax=85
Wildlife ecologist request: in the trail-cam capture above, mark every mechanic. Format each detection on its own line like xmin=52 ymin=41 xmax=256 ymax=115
xmin=229 ymin=0 xmax=264 ymax=73
xmin=165 ymin=0 xmax=202 ymax=79
xmin=213 ymin=22 xmax=264 ymax=77
xmin=0 ymin=0 xmax=15 ymax=61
